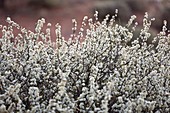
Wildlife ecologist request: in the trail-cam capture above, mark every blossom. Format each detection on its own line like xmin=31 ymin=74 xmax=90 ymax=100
xmin=0 ymin=11 xmax=169 ymax=112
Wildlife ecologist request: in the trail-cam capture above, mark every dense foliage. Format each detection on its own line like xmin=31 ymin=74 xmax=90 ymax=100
xmin=0 ymin=12 xmax=170 ymax=113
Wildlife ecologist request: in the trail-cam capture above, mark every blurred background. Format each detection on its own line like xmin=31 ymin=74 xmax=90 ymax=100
xmin=0 ymin=0 xmax=169 ymax=40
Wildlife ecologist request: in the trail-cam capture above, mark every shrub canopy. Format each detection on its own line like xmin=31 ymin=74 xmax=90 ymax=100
xmin=0 ymin=12 xmax=170 ymax=113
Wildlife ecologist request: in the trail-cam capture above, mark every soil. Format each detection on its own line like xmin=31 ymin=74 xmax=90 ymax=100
xmin=0 ymin=0 xmax=94 ymax=41
xmin=0 ymin=0 xmax=168 ymax=41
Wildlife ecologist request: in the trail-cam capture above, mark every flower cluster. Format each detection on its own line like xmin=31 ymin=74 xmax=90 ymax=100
xmin=0 ymin=11 xmax=170 ymax=113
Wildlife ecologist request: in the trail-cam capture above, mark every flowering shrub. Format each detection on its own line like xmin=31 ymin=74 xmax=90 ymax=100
xmin=0 ymin=11 xmax=170 ymax=113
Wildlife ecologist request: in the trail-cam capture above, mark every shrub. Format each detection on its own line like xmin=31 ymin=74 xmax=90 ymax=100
xmin=0 ymin=11 xmax=170 ymax=113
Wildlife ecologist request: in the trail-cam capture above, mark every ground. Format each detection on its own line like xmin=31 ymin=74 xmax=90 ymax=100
xmin=0 ymin=0 xmax=93 ymax=41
